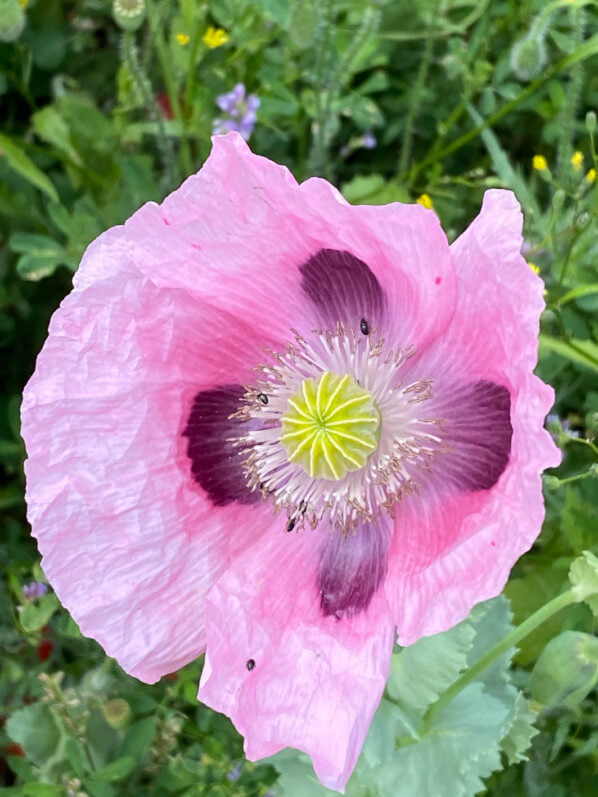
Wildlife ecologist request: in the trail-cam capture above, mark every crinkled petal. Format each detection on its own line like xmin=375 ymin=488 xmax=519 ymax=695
xmin=198 ymin=527 xmax=394 ymax=791
xmin=21 ymin=228 xmax=272 ymax=682
xmin=122 ymin=132 xmax=457 ymax=352
xmin=386 ymin=190 xmax=560 ymax=643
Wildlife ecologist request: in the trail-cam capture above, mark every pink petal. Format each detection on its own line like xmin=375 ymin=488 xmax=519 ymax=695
xmin=385 ymin=190 xmax=560 ymax=643
xmin=198 ymin=527 xmax=394 ymax=791
xmin=125 ymin=132 xmax=457 ymax=352
xmin=21 ymin=227 xmax=272 ymax=682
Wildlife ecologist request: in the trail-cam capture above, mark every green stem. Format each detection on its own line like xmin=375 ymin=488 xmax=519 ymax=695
xmin=554 ymin=469 xmax=596 ymax=487
xmin=409 ymin=33 xmax=598 ymax=183
xmin=184 ymin=17 xmax=204 ymax=128
xmin=122 ymin=32 xmax=176 ymax=189
xmin=145 ymin=0 xmax=193 ymax=176
xmin=426 ymin=588 xmax=578 ymax=724
xmin=565 ymin=434 xmax=598 ymax=458
xmin=398 ymin=0 xmax=441 ymax=177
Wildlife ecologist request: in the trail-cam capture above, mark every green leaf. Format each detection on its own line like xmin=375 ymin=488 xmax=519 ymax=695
xmin=0 ymin=133 xmax=59 ymax=202
xmin=90 ymin=756 xmax=136 ymax=782
xmin=5 ymin=703 xmax=62 ymax=767
xmin=21 ymin=785 xmax=62 ymax=797
xmin=119 ymin=717 xmax=157 ymax=761
xmin=18 ymin=592 xmax=59 ymax=632
xmin=569 ymin=551 xmax=598 ymax=615
xmin=10 ymin=233 xmax=69 ymax=281
xmin=32 ymin=105 xmax=82 ymax=165
xmin=559 ymin=283 xmax=598 ymax=306
xmin=359 ymin=685 xmax=511 ymax=797
xmin=466 ymin=597 xmax=515 ymax=688
xmin=500 ymin=693 xmax=538 ymax=764
xmin=539 ymin=334 xmax=598 ymax=374
xmin=387 ymin=623 xmax=475 ymax=711
xmin=253 ymin=0 xmax=291 ymax=28
xmin=342 ymin=175 xmax=410 ymax=205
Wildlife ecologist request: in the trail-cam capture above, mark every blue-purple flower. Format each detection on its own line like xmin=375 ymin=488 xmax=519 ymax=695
xmin=23 ymin=582 xmax=48 ymax=601
xmin=213 ymin=84 xmax=260 ymax=141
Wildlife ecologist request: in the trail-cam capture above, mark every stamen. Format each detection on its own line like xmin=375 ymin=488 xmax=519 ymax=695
xmin=233 ymin=324 xmax=442 ymax=532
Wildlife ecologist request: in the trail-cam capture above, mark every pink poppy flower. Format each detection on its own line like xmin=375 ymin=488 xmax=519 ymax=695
xmin=21 ymin=132 xmax=559 ymax=791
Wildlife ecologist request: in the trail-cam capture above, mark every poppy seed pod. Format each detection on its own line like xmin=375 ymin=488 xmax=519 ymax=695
xmin=112 ymin=0 xmax=145 ymax=33
xmin=530 ymin=631 xmax=598 ymax=708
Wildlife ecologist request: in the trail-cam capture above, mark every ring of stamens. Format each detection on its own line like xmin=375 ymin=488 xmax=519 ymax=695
xmin=280 ymin=372 xmax=380 ymax=481
xmin=232 ymin=324 xmax=443 ymax=533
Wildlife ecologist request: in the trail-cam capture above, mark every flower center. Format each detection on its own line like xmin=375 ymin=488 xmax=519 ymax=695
xmin=280 ymin=372 xmax=380 ymax=481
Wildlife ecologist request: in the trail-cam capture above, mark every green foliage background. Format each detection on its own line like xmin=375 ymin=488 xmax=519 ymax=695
xmin=1 ymin=0 xmax=598 ymax=794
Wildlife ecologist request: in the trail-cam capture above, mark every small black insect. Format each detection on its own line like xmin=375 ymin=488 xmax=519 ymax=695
xmin=257 ymin=392 xmax=268 ymax=405
xmin=285 ymin=516 xmax=297 ymax=532
xmin=246 ymin=658 xmax=256 ymax=671
xmin=360 ymin=318 xmax=369 ymax=335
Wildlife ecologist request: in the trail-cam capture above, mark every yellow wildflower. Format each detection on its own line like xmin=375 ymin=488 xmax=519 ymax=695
xmin=528 ymin=262 xmax=540 ymax=275
xmin=416 ymin=193 xmax=434 ymax=210
xmin=203 ymin=26 xmax=229 ymax=48
xmin=176 ymin=33 xmax=190 ymax=46
xmin=18 ymin=0 xmax=28 ymax=7
xmin=586 ymin=168 xmax=596 ymax=184
xmin=571 ymin=151 xmax=584 ymax=170
xmin=532 ymin=155 xmax=548 ymax=171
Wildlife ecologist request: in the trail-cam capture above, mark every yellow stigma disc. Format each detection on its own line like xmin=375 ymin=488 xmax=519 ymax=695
xmin=280 ymin=372 xmax=380 ymax=481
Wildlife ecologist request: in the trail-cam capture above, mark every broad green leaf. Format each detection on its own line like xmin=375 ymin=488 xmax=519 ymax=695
xmin=90 ymin=756 xmax=136 ymax=782
xmin=10 ymin=233 xmax=69 ymax=281
xmin=0 ymin=133 xmax=59 ymax=202
xmin=466 ymin=597 xmax=515 ymax=689
xmin=342 ymin=175 xmax=410 ymax=205
xmin=387 ymin=622 xmax=475 ymax=711
xmin=18 ymin=592 xmax=59 ymax=633
xmin=358 ymin=685 xmax=511 ymax=797
xmin=65 ymin=737 xmax=89 ymax=778
xmin=253 ymin=0 xmax=291 ymax=28
xmin=539 ymin=334 xmax=598 ymax=374
xmin=500 ymin=692 xmax=538 ymax=764
xmin=119 ymin=717 xmax=157 ymax=761
xmin=5 ymin=703 xmax=62 ymax=767
xmin=32 ymin=105 xmax=82 ymax=165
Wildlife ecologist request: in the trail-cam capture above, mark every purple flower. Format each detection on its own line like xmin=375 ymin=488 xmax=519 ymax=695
xmin=213 ymin=84 xmax=260 ymax=141
xmin=361 ymin=132 xmax=377 ymax=149
xmin=23 ymin=582 xmax=48 ymax=601
xmin=226 ymin=763 xmax=242 ymax=781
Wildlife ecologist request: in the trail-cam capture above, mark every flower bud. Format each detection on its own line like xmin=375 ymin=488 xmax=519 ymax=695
xmin=530 ymin=631 xmax=598 ymax=708
xmin=552 ymin=189 xmax=565 ymax=212
xmin=510 ymin=32 xmax=547 ymax=82
xmin=0 ymin=0 xmax=26 ymax=43
xmin=586 ymin=111 xmax=597 ymax=135
xmin=102 ymin=698 xmax=131 ymax=729
xmin=112 ymin=0 xmax=145 ymax=32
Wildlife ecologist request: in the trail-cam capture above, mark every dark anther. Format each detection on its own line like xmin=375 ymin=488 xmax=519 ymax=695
xmin=246 ymin=658 xmax=256 ymax=671
xmin=257 ymin=392 xmax=268 ymax=405
xmin=360 ymin=318 xmax=369 ymax=335
xmin=298 ymin=500 xmax=307 ymax=515
xmin=286 ymin=516 xmax=297 ymax=532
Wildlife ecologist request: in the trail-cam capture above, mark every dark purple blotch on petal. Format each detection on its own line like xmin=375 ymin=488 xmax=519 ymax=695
xmin=300 ymin=249 xmax=385 ymax=330
xmin=183 ymin=385 xmax=259 ymax=507
xmin=438 ymin=380 xmax=512 ymax=491
xmin=318 ymin=517 xmax=392 ymax=619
